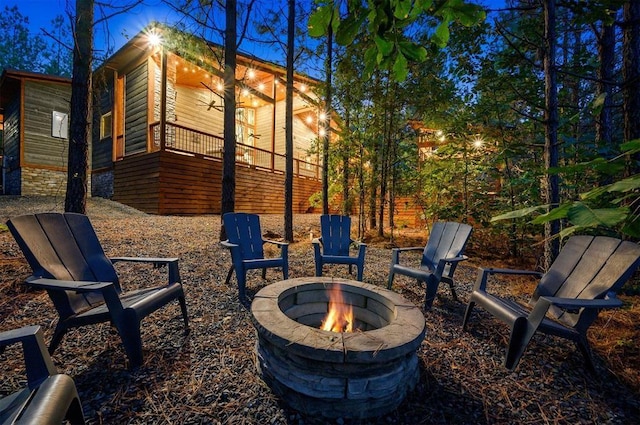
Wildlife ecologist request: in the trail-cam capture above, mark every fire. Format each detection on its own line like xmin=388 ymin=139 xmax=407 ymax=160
xmin=321 ymin=285 xmax=354 ymax=333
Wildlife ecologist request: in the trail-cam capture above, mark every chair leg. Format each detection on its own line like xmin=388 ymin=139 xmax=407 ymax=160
xmin=576 ymin=335 xmax=596 ymax=372
xmin=356 ymin=264 xmax=363 ymax=281
xmin=178 ymin=295 xmax=190 ymax=333
xmin=261 ymin=268 xmax=267 ymax=279
xmin=225 ymin=265 xmax=235 ymax=285
xmin=315 ymin=260 xmax=323 ymax=277
xmin=237 ymin=269 xmax=247 ymax=301
xmin=119 ymin=320 xmax=144 ymax=369
xmin=462 ymin=301 xmax=475 ymax=330
xmin=387 ymin=271 xmax=395 ymax=289
xmin=424 ymin=278 xmax=439 ymax=309
xmin=283 ymin=263 xmax=289 ymax=280
xmin=504 ymin=317 xmax=528 ymax=370
xmin=66 ymin=396 xmax=86 ymax=425
xmin=48 ymin=323 xmax=68 ymax=354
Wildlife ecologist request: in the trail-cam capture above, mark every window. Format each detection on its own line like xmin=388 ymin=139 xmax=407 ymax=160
xmin=100 ymin=112 xmax=112 ymax=140
xmin=235 ymin=108 xmax=256 ymax=146
xmin=51 ymin=111 xmax=68 ymax=139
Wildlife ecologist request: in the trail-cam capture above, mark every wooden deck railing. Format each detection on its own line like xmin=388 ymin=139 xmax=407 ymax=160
xmin=150 ymin=122 xmax=320 ymax=180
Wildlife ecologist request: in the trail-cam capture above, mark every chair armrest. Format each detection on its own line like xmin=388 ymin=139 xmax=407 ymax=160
xmin=0 ymin=326 xmax=57 ymax=388
xmin=220 ymin=240 xmax=237 ymax=249
xmin=540 ymin=295 xmax=623 ymax=311
xmin=390 ymin=247 xmax=424 ymax=265
xmin=473 ymin=267 xmax=544 ymax=292
xmin=393 ymin=247 xmax=424 ymax=253
xmin=527 ymin=293 xmax=624 ymax=331
xmin=263 ymin=239 xmax=288 ymax=248
xmin=442 ymin=255 xmax=468 ymax=264
xmin=312 ymin=237 xmax=322 ymax=245
xmin=26 ymin=277 xmax=113 ymax=292
xmin=110 ymin=257 xmax=181 ymax=284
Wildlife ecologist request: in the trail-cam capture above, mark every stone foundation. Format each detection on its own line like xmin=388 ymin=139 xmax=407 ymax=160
xmin=17 ymin=166 xmax=91 ymax=196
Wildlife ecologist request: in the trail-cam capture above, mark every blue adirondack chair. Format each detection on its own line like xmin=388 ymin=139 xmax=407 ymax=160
xmin=222 ymin=212 xmax=289 ymax=301
xmin=312 ymin=215 xmax=366 ymax=281
xmin=6 ymin=213 xmax=189 ymax=369
xmin=463 ymin=235 xmax=640 ymax=371
xmin=0 ymin=325 xmax=85 ymax=424
xmin=388 ymin=221 xmax=472 ymax=308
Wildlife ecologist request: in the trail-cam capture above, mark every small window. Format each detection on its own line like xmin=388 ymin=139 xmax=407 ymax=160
xmin=51 ymin=111 xmax=68 ymax=139
xmin=100 ymin=112 xmax=112 ymax=140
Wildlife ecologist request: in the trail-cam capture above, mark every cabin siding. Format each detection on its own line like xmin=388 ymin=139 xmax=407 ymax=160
xmin=174 ymin=85 xmax=224 ymax=139
xmin=22 ymin=80 xmax=70 ymax=168
xmin=124 ymin=62 xmax=148 ymax=154
xmin=113 ymin=150 xmax=320 ymax=215
xmin=92 ymin=79 xmax=114 ymax=170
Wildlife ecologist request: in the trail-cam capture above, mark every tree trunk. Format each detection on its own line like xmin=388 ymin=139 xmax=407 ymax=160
xmin=623 ymin=0 xmax=640 ymax=174
xmin=64 ymin=0 xmax=93 ymax=214
xmin=284 ymin=0 xmax=295 ymax=242
xmin=342 ymin=109 xmax=350 ymax=215
xmin=322 ymin=13 xmax=333 ymax=215
xmin=596 ymin=14 xmax=616 ymax=149
xmin=220 ymin=0 xmax=237 ymax=241
xmin=543 ymin=0 xmax=560 ymax=269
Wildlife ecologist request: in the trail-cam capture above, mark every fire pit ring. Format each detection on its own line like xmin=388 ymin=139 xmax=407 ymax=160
xmin=251 ymin=277 xmax=426 ymax=419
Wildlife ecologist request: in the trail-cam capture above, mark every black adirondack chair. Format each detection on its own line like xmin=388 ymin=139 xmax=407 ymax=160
xmin=387 ymin=221 xmax=472 ymax=308
xmin=312 ymin=214 xmax=367 ymax=281
xmin=6 ymin=213 xmax=189 ymax=369
xmin=222 ymin=212 xmax=289 ymax=301
xmin=462 ymin=235 xmax=640 ymax=371
xmin=0 ymin=325 xmax=85 ymax=424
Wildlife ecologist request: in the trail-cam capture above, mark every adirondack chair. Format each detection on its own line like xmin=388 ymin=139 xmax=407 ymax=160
xmin=312 ymin=215 xmax=367 ymax=281
xmin=462 ymin=235 xmax=640 ymax=371
xmin=0 ymin=325 xmax=85 ymax=424
xmin=387 ymin=221 xmax=472 ymax=308
xmin=222 ymin=212 xmax=289 ymax=301
xmin=6 ymin=213 xmax=189 ymax=369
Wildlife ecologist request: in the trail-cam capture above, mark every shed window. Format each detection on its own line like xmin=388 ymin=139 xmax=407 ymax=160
xmin=100 ymin=112 xmax=112 ymax=140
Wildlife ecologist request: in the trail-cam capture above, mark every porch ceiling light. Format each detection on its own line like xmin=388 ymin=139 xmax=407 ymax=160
xmin=319 ymin=112 xmax=327 ymax=121
xmin=248 ymin=69 xmax=256 ymax=79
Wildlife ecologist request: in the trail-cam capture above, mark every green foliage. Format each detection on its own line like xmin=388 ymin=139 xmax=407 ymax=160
xmin=492 ymin=140 xmax=640 ymax=239
xmin=308 ymin=0 xmax=485 ymax=81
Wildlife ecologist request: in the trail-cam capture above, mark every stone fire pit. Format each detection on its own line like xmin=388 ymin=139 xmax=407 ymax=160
xmin=250 ymin=277 xmax=426 ymax=419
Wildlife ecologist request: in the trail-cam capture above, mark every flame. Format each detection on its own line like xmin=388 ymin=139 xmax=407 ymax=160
xmin=321 ymin=285 xmax=354 ymax=333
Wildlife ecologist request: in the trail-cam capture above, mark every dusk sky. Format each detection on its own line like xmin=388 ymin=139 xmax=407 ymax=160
xmin=7 ymin=0 xmax=506 ymax=62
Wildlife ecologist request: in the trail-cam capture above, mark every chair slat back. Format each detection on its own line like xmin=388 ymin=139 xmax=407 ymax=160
xmin=7 ymin=213 xmax=120 ymax=316
xmin=223 ymin=213 xmax=265 ymax=260
xmin=321 ymin=215 xmax=352 ymax=256
xmin=422 ymin=222 xmax=472 ymax=276
xmin=536 ymin=235 xmax=640 ymax=326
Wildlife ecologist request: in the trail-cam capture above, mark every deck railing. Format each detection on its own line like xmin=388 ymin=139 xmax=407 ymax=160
xmin=150 ymin=122 xmax=320 ymax=180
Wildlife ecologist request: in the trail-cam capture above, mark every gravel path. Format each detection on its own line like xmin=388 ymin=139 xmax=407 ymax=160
xmin=0 ymin=196 xmax=638 ymax=424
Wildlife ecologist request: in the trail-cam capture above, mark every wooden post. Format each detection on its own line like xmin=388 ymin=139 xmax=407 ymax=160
xmin=160 ymin=47 xmax=167 ymax=150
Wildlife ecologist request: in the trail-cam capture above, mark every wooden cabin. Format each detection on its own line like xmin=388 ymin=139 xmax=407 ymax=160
xmin=0 ymin=69 xmax=74 ymax=196
xmin=91 ymin=25 xmax=326 ymax=215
